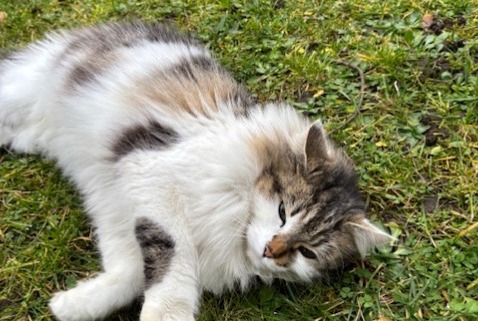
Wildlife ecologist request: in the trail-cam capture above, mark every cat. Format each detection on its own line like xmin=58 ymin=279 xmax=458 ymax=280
xmin=0 ymin=22 xmax=393 ymax=321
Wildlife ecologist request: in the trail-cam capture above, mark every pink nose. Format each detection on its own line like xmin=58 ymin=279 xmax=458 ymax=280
xmin=263 ymin=235 xmax=289 ymax=259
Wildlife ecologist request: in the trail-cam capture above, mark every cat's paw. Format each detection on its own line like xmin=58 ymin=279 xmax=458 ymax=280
xmin=49 ymin=282 xmax=112 ymax=321
xmin=50 ymin=271 xmax=143 ymax=321
xmin=49 ymin=290 xmax=90 ymax=321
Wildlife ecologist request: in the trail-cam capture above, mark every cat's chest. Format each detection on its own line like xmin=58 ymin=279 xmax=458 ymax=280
xmin=181 ymin=186 xmax=253 ymax=293
xmin=193 ymin=225 xmax=251 ymax=293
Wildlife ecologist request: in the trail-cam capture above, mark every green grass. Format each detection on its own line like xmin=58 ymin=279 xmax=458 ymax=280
xmin=1 ymin=0 xmax=477 ymax=320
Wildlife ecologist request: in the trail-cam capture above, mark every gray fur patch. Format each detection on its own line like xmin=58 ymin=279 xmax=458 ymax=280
xmin=68 ymin=61 xmax=101 ymax=87
xmin=111 ymin=120 xmax=179 ymax=160
xmin=169 ymin=56 xmax=217 ymax=82
xmin=135 ymin=217 xmax=175 ymax=288
xmin=62 ymin=22 xmax=200 ymax=89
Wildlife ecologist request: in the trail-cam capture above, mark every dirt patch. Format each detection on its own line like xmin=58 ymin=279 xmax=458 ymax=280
xmin=297 ymin=90 xmax=314 ymax=103
xmin=420 ymin=114 xmax=449 ymax=146
xmin=423 ymin=195 xmax=439 ymax=214
xmin=417 ymin=56 xmax=457 ymax=82
xmin=443 ymin=39 xmax=465 ymax=53
xmin=422 ymin=14 xmax=467 ymax=35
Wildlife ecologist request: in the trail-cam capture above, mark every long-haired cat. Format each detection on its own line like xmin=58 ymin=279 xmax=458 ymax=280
xmin=0 ymin=22 xmax=392 ymax=321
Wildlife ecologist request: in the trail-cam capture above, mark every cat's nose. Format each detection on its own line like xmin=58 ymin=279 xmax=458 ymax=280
xmin=263 ymin=235 xmax=288 ymax=259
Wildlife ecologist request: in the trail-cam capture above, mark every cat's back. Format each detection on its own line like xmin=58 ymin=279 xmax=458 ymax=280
xmin=53 ymin=22 xmax=211 ymax=95
xmin=0 ymin=22 xmax=255 ymax=161
xmin=2 ymin=22 xmax=253 ymax=122
xmin=52 ymin=22 xmax=253 ymax=120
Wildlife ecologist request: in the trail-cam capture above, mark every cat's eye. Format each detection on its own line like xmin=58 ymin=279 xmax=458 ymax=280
xmin=298 ymin=246 xmax=317 ymax=259
xmin=278 ymin=201 xmax=286 ymax=226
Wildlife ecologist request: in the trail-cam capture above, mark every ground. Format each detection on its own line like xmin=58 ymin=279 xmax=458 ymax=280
xmin=0 ymin=1 xmax=477 ymax=320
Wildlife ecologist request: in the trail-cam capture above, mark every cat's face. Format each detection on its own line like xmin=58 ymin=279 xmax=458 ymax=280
xmin=245 ymin=122 xmax=391 ymax=282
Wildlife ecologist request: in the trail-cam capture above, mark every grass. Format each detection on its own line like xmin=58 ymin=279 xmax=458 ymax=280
xmin=1 ymin=0 xmax=477 ymax=320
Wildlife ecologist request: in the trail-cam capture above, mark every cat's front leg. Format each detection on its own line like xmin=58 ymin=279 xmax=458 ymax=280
xmin=135 ymin=216 xmax=200 ymax=321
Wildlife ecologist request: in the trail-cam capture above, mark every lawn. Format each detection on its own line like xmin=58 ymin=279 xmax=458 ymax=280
xmin=1 ymin=0 xmax=477 ymax=320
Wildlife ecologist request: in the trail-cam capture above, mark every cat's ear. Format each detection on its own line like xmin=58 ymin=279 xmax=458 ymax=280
xmin=346 ymin=216 xmax=395 ymax=258
xmin=304 ymin=120 xmax=337 ymax=169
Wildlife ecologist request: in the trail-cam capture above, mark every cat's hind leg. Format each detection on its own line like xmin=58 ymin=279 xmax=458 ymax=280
xmin=49 ymin=193 xmax=145 ymax=321
xmin=49 ymin=226 xmax=144 ymax=321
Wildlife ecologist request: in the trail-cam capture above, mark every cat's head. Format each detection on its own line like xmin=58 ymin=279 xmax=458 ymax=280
xmin=245 ymin=120 xmax=392 ymax=282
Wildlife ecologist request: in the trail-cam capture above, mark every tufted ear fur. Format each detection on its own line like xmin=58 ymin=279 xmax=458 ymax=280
xmin=346 ymin=216 xmax=395 ymax=258
xmin=304 ymin=120 xmax=337 ymax=170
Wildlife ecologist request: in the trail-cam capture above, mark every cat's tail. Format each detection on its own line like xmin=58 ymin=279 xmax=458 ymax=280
xmin=0 ymin=48 xmax=54 ymax=154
